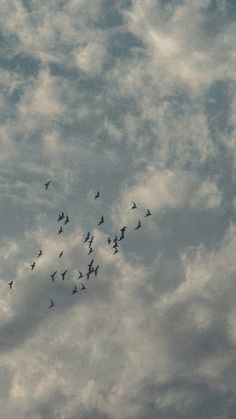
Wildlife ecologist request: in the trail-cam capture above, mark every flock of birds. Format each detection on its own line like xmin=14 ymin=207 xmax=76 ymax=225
xmin=8 ymin=181 xmax=152 ymax=309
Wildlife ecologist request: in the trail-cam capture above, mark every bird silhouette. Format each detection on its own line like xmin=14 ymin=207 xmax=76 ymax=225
xmin=145 ymin=208 xmax=152 ymax=217
xmin=113 ymin=248 xmax=119 ymax=254
xmin=135 ymin=220 xmax=142 ymax=230
xmin=84 ymin=232 xmax=90 ymax=243
xmin=88 ymin=247 xmax=93 ymax=255
xmin=119 ymin=232 xmax=124 ymax=241
xmin=45 ymin=181 xmax=51 ymax=190
xmin=57 ymin=212 xmax=65 ymax=221
xmin=88 ymin=235 xmax=94 ymax=246
xmin=50 ymin=271 xmax=57 ymax=281
xmin=98 ymin=216 xmax=104 ymax=225
xmin=120 ymin=226 xmax=127 ymax=233
xmin=78 ymin=271 xmax=83 ymax=279
xmin=8 ymin=281 xmax=13 ymax=289
xmin=112 ymin=243 xmax=118 ymax=249
xmin=64 ymin=215 xmax=70 ymax=225
xmin=107 ymin=237 xmax=111 ymax=245
xmin=94 ymin=191 xmax=100 ymax=199
xmin=94 ymin=265 xmax=99 ymax=276
xmin=59 ymin=251 xmax=64 ymax=258
xmin=88 ymin=259 xmax=94 ymax=270
xmin=48 ymin=299 xmax=54 ymax=308
xmin=81 ymin=283 xmax=86 ymax=290
xmin=37 ymin=250 xmax=43 ymax=257
xmin=61 ymin=270 xmax=68 ymax=280
xmin=72 ymin=285 xmax=77 ymax=295
xmin=31 ymin=261 xmax=36 ymax=270
xmin=131 ymin=202 xmax=137 ymax=209
xmin=57 ymin=226 xmax=63 ymax=235
xmin=86 ymin=269 xmax=94 ymax=280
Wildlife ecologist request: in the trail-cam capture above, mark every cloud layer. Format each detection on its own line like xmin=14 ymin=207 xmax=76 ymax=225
xmin=1 ymin=0 xmax=236 ymax=418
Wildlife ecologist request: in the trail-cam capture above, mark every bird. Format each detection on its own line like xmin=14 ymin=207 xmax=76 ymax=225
xmin=64 ymin=215 xmax=70 ymax=225
xmin=72 ymin=285 xmax=77 ymax=295
xmin=131 ymin=202 xmax=137 ymax=209
xmin=84 ymin=232 xmax=90 ymax=243
xmin=98 ymin=216 xmax=104 ymax=225
xmin=120 ymin=226 xmax=127 ymax=233
xmin=57 ymin=212 xmax=65 ymax=221
xmin=61 ymin=270 xmax=68 ymax=280
xmin=48 ymin=299 xmax=54 ymax=309
xmin=37 ymin=250 xmax=43 ymax=257
xmin=86 ymin=267 xmax=94 ymax=280
xmin=57 ymin=226 xmax=63 ymax=235
xmin=31 ymin=261 xmax=36 ymax=270
xmin=107 ymin=237 xmax=111 ymax=245
xmin=59 ymin=251 xmax=64 ymax=258
xmin=135 ymin=220 xmax=142 ymax=230
xmin=78 ymin=271 xmax=83 ymax=279
xmin=112 ymin=242 xmax=118 ymax=249
xmin=88 ymin=259 xmax=94 ymax=270
xmin=119 ymin=233 xmax=124 ymax=241
xmin=88 ymin=247 xmax=93 ymax=255
xmin=145 ymin=208 xmax=152 ymax=217
xmin=94 ymin=265 xmax=99 ymax=276
xmin=88 ymin=236 xmax=94 ymax=247
xmin=81 ymin=283 xmax=86 ymax=290
xmin=94 ymin=191 xmax=100 ymax=199
xmin=113 ymin=248 xmax=119 ymax=254
xmin=8 ymin=281 xmax=13 ymax=289
xmin=45 ymin=181 xmax=51 ymax=190
xmin=50 ymin=271 xmax=57 ymax=282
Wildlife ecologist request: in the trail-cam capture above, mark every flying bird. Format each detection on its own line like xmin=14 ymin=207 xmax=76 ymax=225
xmin=119 ymin=233 xmax=124 ymax=241
xmin=64 ymin=215 xmax=70 ymax=225
xmin=50 ymin=271 xmax=57 ymax=281
xmin=113 ymin=248 xmax=119 ymax=255
xmin=112 ymin=242 xmax=118 ymax=249
xmin=57 ymin=226 xmax=63 ymax=235
xmin=37 ymin=250 xmax=43 ymax=257
xmin=59 ymin=251 xmax=64 ymax=258
xmin=57 ymin=212 xmax=65 ymax=221
xmin=88 ymin=247 xmax=93 ymax=255
xmin=61 ymin=270 xmax=68 ymax=280
xmin=78 ymin=271 xmax=83 ymax=279
xmin=131 ymin=202 xmax=137 ymax=209
xmin=145 ymin=208 xmax=152 ymax=217
xmin=88 ymin=259 xmax=94 ymax=270
xmin=107 ymin=237 xmax=111 ymax=245
xmin=8 ymin=281 xmax=13 ymax=289
xmin=84 ymin=232 xmax=90 ymax=243
xmin=88 ymin=235 xmax=94 ymax=246
xmin=135 ymin=220 xmax=142 ymax=230
xmin=94 ymin=265 xmax=99 ymax=277
xmin=94 ymin=191 xmax=100 ymax=199
xmin=72 ymin=285 xmax=77 ymax=295
xmin=98 ymin=216 xmax=104 ymax=225
xmin=81 ymin=283 xmax=86 ymax=290
xmin=45 ymin=181 xmax=51 ymax=190
xmin=31 ymin=261 xmax=36 ymax=270
xmin=86 ymin=267 xmax=94 ymax=280
xmin=48 ymin=299 xmax=54 ymax=309
xmin=120 ymin=226 xmax=127 ymax=233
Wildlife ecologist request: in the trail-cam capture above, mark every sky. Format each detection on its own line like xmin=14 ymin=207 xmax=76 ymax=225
xmin=0 ymin=0 xmax=236 ymax=418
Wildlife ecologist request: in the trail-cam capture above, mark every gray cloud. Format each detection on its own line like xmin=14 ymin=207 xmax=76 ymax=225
xmin=0 ymin=0 xmax=236 ymax=418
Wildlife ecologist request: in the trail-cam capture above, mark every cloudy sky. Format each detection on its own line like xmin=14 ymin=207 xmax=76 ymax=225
xmin=1 ymin=0 xmax=236 ymax=418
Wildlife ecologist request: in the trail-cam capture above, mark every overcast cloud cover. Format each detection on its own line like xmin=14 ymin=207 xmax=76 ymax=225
xmin=0 ymin=0 xmax=236 ymax=418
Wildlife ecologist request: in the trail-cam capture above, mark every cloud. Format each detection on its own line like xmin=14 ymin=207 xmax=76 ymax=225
xmin=0 ymin=0 xmax=236 ymax=418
